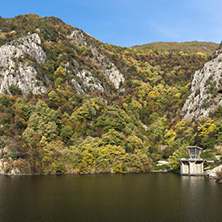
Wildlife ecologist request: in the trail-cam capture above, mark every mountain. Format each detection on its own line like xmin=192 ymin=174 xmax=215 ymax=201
xmin=182 ymin=49 xmax=222 ymax=120
xmin=0 ymin=14 xmax=124 ymax=96
xmin=0 ymin=14 xmax=221 ymax=175
xmin=132 ymin=41 xmax=218 ymax=54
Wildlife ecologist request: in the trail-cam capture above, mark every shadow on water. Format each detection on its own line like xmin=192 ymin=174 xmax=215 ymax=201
xmin=0 ymin=173 xmax=221 ymax=222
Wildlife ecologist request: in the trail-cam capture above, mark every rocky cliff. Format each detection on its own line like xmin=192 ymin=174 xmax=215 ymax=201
xmin=68 ymin=30 xmax=124 ymax=90
xmin=182 ymin=51 xmax=222 ymax=120
xmin=0 ymin=33 xmax=47 ymax=94
xmin=0 ymin=17 xmax=125 ymax=96
xmin=0 ymin=14 xmax=220 ymax=175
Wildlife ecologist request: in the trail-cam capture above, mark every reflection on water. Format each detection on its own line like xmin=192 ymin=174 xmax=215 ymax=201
xmin=0 ymin=174 xmax=221 ymax=222
xmin=180 ymin=175 xmax=221 ymax=222
xmin=180 ymin=176 xmax=207 ymax=222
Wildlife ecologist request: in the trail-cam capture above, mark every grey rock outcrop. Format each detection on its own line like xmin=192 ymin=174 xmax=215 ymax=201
xmin=76 ymin=70 xmax=105 ymax=92
xmin=206 ymin=165 xmax=222 ymax=178
xmin=0 ymin=33 xmax=46 ymax=94
xmin=68 ymin=30 xmax=125 ymax=89
xmin=0 ymin=29 xmax=125 ymax=96
xmin=182 ymin=51 xmax=222 ymax=120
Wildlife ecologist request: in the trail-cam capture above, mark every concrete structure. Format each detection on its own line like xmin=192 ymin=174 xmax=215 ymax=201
xmin=179 ymin=146 xmax=204 ymax=176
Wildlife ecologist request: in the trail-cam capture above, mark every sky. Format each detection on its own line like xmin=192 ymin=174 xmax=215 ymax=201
xmin=1 ymin=0 xmax=222 ymax=47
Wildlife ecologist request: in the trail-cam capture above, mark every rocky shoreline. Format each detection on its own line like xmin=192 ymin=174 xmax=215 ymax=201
xmin=0 ymin=168 xmax=170 ymax=176
xmin=204 ymin=165 xmax=222 ymax=183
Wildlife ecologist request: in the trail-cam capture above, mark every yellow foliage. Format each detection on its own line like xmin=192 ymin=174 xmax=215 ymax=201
xmin=9 ymin=30 xmax=16 ymax=35
xmin=90 ymin=99 xmax=100 ymax=110
xmin=198 ymin=119 xmax=216 ymax=137
xmin=9 ymin=95 xmax=15 ymax=101
xmin=148 ymin=91 xmax=160 ymax=98
xmin=54 ymin=66 xmax=66 ymax=77
xmin=197 ymin=52 xmax=204 ymax=57
xmin=123 ymin=102 xmax=128 ymax=111
xmin=0 ymin=33 xmax=6 ymax=40
xmin=130 ymin=99 xmax=142 ymax=111
xmin=164 ymin=129 xmax=176 ymax=146
xmin=148 ymin=70 xmax=152 ymax=77
xmin=174 ymin=93 xmax=181 ymax=99
xmin=174 ymin=120 xmax=186 ymax=133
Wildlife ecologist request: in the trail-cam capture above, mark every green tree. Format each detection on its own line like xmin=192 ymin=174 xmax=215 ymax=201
xmin=60 ymin=125 xmax=73 ymax=143
xmin=42 ymin=140 xmax=67 ymax=173
xmin=102 ymin=129 xmax=125 ymax=146
xmin=169 ymin=146 xmax=189 ymax=172
xmin=54 ymin=66 xmax=66 ymax=78
xmin=125 ymin=135 xmax=144 ymax=153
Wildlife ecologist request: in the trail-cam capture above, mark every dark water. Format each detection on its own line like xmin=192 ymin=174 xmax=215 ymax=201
xmin=0 ymin=173 xmax=222 ymax=222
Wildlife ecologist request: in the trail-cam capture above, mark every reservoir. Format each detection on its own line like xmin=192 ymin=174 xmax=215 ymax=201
xmin=0 ymin=173 xmax=221 ymax=222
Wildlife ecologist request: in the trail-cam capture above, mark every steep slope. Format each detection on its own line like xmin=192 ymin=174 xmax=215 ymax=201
xmin=0 ymin=14 xmax=124 ymax=95
xmin=0 ymin=14 xmax=221 ymax=175
xmin=104 ymin=42 xmax=215 ymax=124
xmin=182 ymin=50 xmax=222 ymax=120
xmin=0 ymin=33 xmax=47 ymax=94
xmin=68 ymin=30 xmax=124 ymax=90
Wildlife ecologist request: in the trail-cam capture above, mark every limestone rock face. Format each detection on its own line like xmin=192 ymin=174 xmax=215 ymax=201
xmin=206 ymin=165 xmax=222 ymax=178
xmin=76 ymin=70 xmax=105 ymax=92
xmin=68 ymin=30 xmax=125 ymax=89
xmin=182 ymin=51 xmax=222 ymax=120
xmin=104 ymin=64 xmax=124 ymax=89
xmin=0 ymin=33 xmax=46 ymax=94
xmin=0 ymin=29 xmax=125 ymax=96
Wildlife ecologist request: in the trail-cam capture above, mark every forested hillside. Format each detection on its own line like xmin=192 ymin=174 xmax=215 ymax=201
xmin=0 ymin=14 xmax=221 ymax=175
xmin=132 ymin=41 xmax=218 ymax=54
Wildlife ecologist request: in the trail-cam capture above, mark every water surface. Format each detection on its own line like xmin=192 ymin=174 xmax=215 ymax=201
xmin=0 ymin=173 xmax=221 ymax=222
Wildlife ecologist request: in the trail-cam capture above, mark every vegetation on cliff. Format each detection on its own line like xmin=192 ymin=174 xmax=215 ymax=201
xmin=0 ymin=14 xmax=221 ymax=174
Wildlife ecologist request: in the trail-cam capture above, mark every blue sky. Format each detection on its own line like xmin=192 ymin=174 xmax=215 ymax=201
xmin=1 ymin=0 xmax=222 ymax=47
